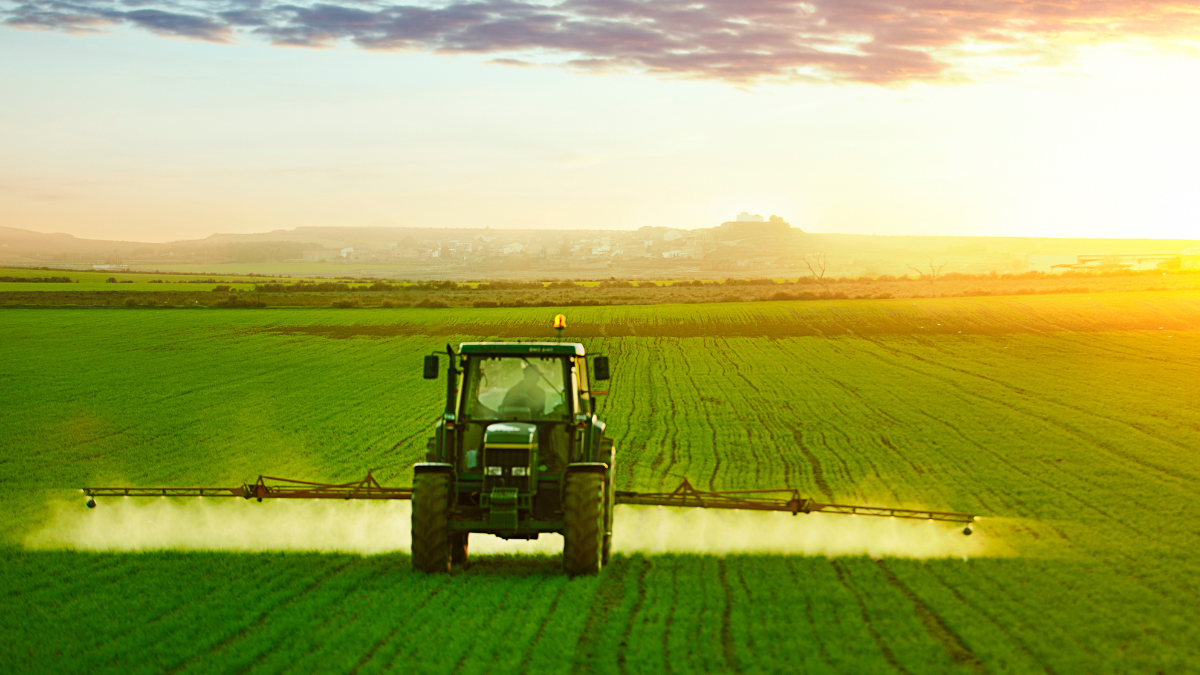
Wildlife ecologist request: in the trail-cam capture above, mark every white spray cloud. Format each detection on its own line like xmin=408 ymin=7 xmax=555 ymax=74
xmin=28 ymin=498 xmax=1003 ymax=559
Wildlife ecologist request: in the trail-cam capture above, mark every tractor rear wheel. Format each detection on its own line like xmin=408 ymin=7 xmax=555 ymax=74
xmin=563 ymin=471 xmax=605 ymax=576
xmin=411 ymin=471 xmax=451 ymax=573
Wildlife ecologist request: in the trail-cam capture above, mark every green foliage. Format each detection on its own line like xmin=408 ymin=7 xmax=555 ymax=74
xmin=2 ymin=293 xmax=1200 ymax=672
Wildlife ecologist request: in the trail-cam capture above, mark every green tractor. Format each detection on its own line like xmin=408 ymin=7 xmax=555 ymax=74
xmin=413 ymin=340 xmax=616 ymax=576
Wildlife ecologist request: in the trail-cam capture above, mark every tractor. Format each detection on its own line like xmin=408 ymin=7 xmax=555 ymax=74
xmin=413 ymin=339 xmax=615 ymax=575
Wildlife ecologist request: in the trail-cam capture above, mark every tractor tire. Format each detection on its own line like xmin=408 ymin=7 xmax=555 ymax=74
xmin=411 ymin=471 xmax=451 ymax=573
xmin=563 ymin=471 xmax=605 ymax=577
xmin=451 ymin=532 xmax=469 ymax=567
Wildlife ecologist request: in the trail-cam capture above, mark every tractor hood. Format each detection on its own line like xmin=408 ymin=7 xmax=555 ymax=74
xmin=484 ymin=422 xmax=538 ymax=446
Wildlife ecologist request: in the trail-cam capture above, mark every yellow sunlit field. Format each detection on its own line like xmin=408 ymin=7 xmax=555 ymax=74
xmin=3 ymin=290 xmax=1198 ymax=673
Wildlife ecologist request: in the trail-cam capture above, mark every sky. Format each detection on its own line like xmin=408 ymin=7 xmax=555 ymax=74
xmin=2 ymin=1 xmax=1200 ymax=243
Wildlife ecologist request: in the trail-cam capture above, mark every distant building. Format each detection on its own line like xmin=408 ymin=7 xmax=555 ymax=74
xmin=663 ymin=229 xmax=683 ymax=241
xmin=736 ymin=212 xmax=765 ymax=222
xmin=340 ymin=247 xmax=355 ymax=259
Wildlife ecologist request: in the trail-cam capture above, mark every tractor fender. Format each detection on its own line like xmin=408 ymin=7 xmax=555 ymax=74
xmin=413 ymin=462 xmax=454 ymax=475
xmin=565 ymin=462 xmax=608 ymax=474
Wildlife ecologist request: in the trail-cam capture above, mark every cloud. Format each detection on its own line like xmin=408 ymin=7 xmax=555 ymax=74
xmin=4 ymin=0 xmax=1200 ymax=84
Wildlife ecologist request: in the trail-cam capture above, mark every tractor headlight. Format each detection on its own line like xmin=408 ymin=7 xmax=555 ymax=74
xmin=485 ymin=466 xmax=503 ymax=476
xmin=511 ymin=466 xmax=528 ymax=476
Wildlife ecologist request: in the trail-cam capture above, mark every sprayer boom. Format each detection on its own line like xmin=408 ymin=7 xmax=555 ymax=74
xmin=83 ymin=474 xmax=974 ymax=526
xmin=614 ymin=478 xmax=976 ymax=524
xmin=83 ymin=472 xmax=411 ymax=503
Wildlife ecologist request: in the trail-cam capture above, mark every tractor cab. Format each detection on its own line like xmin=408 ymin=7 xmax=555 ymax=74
xmin=456 ymin=343 xmax=602 ymax=473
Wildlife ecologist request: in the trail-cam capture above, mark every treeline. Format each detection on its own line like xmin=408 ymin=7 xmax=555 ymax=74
xmin=253 ymin=280 xmax=460 ymax=293
xmin=0 ymin=276 xmax=75 ymax=283
xmin=251 ymin=267 xmax=1199 ymax=295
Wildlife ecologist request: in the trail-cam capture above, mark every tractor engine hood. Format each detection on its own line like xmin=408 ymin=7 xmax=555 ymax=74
xmin=480 ymin=422 xmax=539 ymax=530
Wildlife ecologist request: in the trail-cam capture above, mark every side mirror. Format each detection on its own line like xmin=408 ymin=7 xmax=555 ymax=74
xmin=423 ymin=355 xmax=439 ymax=379
xmin=594 ymin=356 xmax=610 ymax=381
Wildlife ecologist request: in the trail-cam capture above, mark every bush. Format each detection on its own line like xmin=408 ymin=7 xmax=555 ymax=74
xmin=598 ymin=279 xmax=633 ymax=288
xmin=106 ymin=277 xmax=117 ymax=283
xmin=636 ymin=281 xmax=660 ymax=288
xmin=213 ymin=285 xmax=231 ymax=292
xmin=216 ymin=297 xmax=266 ymax=309
xmin=414 ymin=298 xmax=449 ymax=309
xmin=724 ymin=278 xmax=776 ymax=286
xmin=475 ymin=281 xmax=543 ymax=291
xmin=0 ymin=276 xmax=74 ymax=283
xmin=124 ymin=298 xmax=138 ymax=307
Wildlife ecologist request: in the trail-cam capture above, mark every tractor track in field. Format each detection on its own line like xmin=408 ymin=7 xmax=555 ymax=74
xmin=914 ymin=334 xmax=1200 ymax=457
xmin=732 ymin=564 xmax=757 ymax=658
xmin=450 ymin=577 xmax=537 ymax=675
xmin=659 ymin=562 xmax=678 ymax=675
xmin=164 ymin=558 xmax=355 ymax=675
xmin=850 ymin=333 xmax=1192 ymax=545
xmin=88 ymin=567 xmax=248 ymax=660
xmin=3 ymin=553 xmax=126 ymax=601
xmin=517 ymin=583 xmax=569 ymax=673
xmin=350 ymin=578 xmax=451 ymax=675
xmin=878 ymin=435 xmax=927 ymax=478
xmin=923 ymin=565 xmax=1058 ymax=675
xmin=573 ymin=557 xmax=634 ymax=673
xmin=907 ymin=391 xmax=1197 ymax=555
xmin=235 ymin=563 xmax=377 ymax=675
xmin=830 ymin=560 xmax=913 ymax=675
xmin=785 ymin=562 xmax=836 ymax=671
xmin=615 ymin=557 xmax=652 ymax=675
xmin=858 ymin=337 xmax=1200 ymax=492
xmin=873 ymin=561 xmax=987 ymax=675
xmin=824 ymin=403 xmax=903 ymax=502
xmin=788 ymin=426 xmax=833 ymax=500
xmin=717 ymin=559 xmax=742 ymax=674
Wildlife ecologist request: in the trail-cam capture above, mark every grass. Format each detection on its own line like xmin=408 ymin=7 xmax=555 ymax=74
xmin=2 ymin=292 xmax=1199 ymax=673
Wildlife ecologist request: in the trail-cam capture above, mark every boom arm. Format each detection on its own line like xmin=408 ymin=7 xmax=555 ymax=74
xmin=613 ymin=478 xmax=976 ymax=524
xmin=83 ymin=473 xmax=976 ymax=531
xmin=83 ymin=472 xmax=410 ymax=504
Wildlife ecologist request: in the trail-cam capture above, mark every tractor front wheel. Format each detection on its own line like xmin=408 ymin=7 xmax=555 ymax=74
xmin=412 ymin=471 xmax=451 ymax=573
xmin=563 ymin=471 xmax=605 ymax=576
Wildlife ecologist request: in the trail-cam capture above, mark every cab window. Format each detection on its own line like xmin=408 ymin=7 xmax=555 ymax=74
xmin=462 ymin=356 xmax=571 ymax=421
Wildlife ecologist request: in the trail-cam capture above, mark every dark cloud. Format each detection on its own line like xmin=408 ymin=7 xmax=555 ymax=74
xmin=3 ymin=0 xmax=1198 ymax=83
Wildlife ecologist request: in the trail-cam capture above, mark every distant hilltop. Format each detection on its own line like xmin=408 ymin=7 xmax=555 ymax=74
xmin=715 ymin=214 xmax=796 ymax=239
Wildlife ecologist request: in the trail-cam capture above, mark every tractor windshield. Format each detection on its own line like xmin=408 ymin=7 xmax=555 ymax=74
xmin=463 ymin=356 xmax=571 ymax=422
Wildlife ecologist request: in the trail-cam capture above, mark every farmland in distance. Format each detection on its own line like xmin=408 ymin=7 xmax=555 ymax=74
xmin=2 ymin=291 xmax=1199 ymax=673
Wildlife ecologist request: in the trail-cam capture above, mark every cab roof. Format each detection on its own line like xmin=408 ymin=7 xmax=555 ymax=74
xmin=458 ymin=342 xmax=585 ymax=356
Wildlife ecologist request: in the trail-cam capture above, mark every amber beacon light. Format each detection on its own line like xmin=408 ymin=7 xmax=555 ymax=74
xmin=554 ymin=314 xmax=567 ymax=341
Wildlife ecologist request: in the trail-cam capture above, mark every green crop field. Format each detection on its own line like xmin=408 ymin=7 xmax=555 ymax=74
xmin=0 ymin=267 xmax=263 ymax=292
xmin=3 ymin=292 xmax=1199 ymax=674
